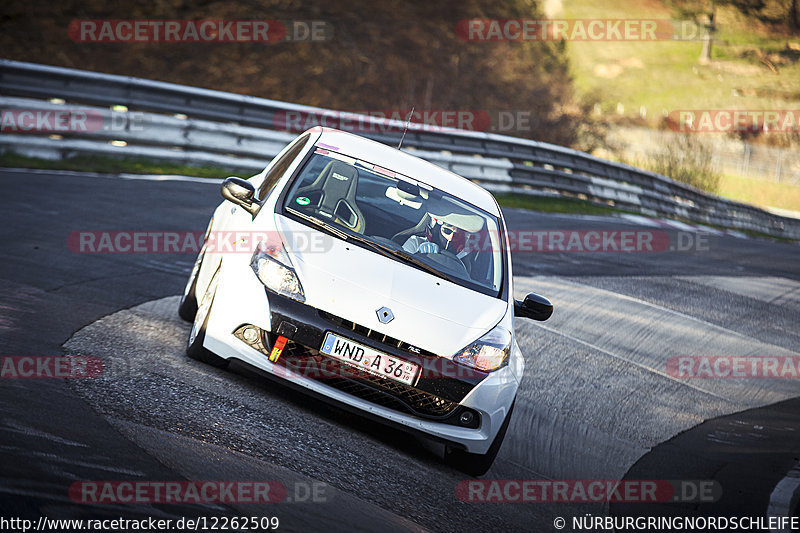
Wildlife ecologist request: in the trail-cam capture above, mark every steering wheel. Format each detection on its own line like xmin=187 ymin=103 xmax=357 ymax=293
xmin=419 ymin=250 xmax=470 ymax=277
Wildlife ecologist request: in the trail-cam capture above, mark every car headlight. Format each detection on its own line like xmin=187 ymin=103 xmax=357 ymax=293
xmin=452 ymin=325 xmax=512 ymax=372
xmin=250 ymin=241 xmax=305 ymax=302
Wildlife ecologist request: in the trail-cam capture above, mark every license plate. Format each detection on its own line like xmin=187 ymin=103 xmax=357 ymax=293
xmin=320 ymin=332 xmax=419 ymax=386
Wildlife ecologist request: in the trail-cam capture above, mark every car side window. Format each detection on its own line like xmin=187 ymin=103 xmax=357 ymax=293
xmin=257 ymin=134 xmax=310 ymax=201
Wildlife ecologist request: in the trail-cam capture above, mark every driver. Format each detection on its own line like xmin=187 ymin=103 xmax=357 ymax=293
xmin=402 ymin=217 xmax=467 ymax=256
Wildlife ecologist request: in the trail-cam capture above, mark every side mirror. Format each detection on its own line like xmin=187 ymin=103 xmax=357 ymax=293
xmin=221 ymin=177 xmax=259 ymax=215
xmin=514 ymin=292 xmax=553 ymax=321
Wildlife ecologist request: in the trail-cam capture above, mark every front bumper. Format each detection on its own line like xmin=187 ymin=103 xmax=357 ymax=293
xmin=203 ymin=282 xmax=519 ymax=454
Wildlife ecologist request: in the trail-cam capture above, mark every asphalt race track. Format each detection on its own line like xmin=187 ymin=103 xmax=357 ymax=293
xmin=1 ymin=167 xmax=799 ymax=531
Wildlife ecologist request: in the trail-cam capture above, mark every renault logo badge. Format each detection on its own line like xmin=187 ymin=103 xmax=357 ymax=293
xmin=376 ymin=307 xmax=394 ymax=324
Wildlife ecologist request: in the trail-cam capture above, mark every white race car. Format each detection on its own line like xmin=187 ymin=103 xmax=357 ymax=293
xmin=179 ymin=127 xmax=553 ymax=475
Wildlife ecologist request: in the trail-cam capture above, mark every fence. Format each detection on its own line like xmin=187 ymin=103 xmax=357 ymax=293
xmin=610 ymin=127 xmax=800 ymax=185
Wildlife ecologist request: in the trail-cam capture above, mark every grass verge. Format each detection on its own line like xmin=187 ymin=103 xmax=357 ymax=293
xmin=563 ymin=0 xmax=800 ymax=127
xmin=492 ymin=193 xmax=637 ymax=216
xmin=0 ymin=152 xmax=239 ymax=179
xmin=717 ymin=173 xmax=800 ymax=213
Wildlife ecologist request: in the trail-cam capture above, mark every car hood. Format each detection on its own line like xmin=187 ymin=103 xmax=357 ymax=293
xmin=276 ymin=215 xmax=507 ymax=358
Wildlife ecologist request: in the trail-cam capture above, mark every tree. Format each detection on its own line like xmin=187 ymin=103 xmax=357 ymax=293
xmin=0 ymin=0 xmax=587 ymax=146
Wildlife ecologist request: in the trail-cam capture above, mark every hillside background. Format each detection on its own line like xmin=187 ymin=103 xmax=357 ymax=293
xmin=1 ymin=0 xmax=799 ymax=211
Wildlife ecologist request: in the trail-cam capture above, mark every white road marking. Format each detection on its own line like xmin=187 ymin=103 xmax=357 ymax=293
xmin=619 ymin=214 xmax=661 ymax=227
xmin=514 ymin=275 xmax=800 ymax=406
xmin=531 ymin=320 xmax=731 ymax=402
xmin=677 ymin=276 xmax=800 ymax=311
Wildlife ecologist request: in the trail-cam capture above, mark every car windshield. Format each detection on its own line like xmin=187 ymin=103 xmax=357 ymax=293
xmin=281 ymin=147 xmax=504 ymax=297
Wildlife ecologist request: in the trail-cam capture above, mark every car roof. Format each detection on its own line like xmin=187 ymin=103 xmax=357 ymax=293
xmin=310 ymin=127 xmax=501 ymax=217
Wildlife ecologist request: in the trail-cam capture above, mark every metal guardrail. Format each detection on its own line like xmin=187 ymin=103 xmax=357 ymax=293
xmin=0 ymin=95 xmax=292 ymax=172
xmin=1 ymin=59 xmax=798 ymax=239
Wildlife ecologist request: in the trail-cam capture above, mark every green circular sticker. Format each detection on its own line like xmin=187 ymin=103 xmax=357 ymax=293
xmin=296 ymin=196 xmax=310 ymax=206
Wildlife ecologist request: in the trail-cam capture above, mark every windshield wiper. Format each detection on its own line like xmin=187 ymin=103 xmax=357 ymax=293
xmin=348 ymin=235 xmax=458 ymax=284
xmin=286 ymin=207 xmax=350 ymax=241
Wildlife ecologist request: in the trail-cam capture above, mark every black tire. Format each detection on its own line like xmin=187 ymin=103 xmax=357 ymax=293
xmin=178 ymin=248 xmax=204 ymax=322
xmin=444 ymin=399 xmax=515 ymax=477
xmin=186 ymin=269 xmax=229 ymax=369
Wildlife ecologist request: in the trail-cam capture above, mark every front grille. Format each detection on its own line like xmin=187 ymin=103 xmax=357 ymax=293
xmin=280 ymin=340 xmax=458 ymax=418
xmin=318 ymin=310 xmax=438 ymax=358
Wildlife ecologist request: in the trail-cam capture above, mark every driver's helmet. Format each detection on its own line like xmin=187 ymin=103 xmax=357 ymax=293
xmin=427 ymin=217 xmax=466 ymax=252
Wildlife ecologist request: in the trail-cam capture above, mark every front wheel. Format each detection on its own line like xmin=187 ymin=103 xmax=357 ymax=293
xmin=186 ymin=268 xmax=228 ymax=369
xmin=444 ymin=400 xmax=515 ymax=477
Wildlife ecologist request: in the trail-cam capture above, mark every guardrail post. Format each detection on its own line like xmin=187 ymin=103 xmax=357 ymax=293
xmin=743 ymin=143 xmax=751 ymax=177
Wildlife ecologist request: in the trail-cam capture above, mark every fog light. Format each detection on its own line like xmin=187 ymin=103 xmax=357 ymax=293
xmin=243 ymin=327 xmax=259 ymax=343
xmin=459 ymin=411 xmax=474 ymax=426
